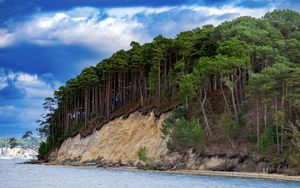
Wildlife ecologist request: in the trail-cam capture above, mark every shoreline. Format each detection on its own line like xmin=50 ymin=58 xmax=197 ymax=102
xmin=34 ymin=161 xmax=300 ymax=182
xmin=107 ymin=167 xmax=300 ymax=182
xmin=165 ymin=169 xmax=300 ymax=182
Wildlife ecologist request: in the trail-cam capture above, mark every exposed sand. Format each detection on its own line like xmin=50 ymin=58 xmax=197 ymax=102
xmin=52 ymin=112 xmax=168 ymax=163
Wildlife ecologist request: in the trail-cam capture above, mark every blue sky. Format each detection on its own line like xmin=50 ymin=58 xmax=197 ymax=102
xmin=0 ymin=0 xmax=299 ymax=137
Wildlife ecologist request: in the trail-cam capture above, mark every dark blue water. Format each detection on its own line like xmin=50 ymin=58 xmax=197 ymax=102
xmin=0 ymin=159 xmax=299 ymax=188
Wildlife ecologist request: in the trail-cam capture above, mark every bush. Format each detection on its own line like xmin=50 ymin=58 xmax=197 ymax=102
xmin=247 ymin=132 xmax=257 ymax=144
xmin=138 ymin=146 xmax=148 ymax=162
xmin=9 ymin=138 xmax=18 ymax=149
xmin=162 ymin=107 xmax=204 ymax=152
xmin=70 ymin=121 xmax=83 ymax=133
xmin=219 ymin=114 xmax=237 ymax=140
xmin=259 ymin=126 xmax=276 ymax=154
xmin=238 ymin=112 xmax=246 ymax=125
xmin=37 ymin=141 xmax=50 ymax=161
xmin=290 ymin=131 xmax=300 ymax=166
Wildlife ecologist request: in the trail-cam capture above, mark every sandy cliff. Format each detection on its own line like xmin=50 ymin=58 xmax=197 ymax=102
xmin=50 ymin=111 xmax=297 ymax=175
xmin=52 ymin=112 xmax=168 ymax=164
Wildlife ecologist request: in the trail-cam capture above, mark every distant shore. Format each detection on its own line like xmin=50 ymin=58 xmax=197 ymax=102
xmin=0 ymin=147 xmax=37 ymax=160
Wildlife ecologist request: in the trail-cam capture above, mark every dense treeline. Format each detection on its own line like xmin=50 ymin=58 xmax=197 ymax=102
xmin=38 ymin=9 xmax=300 ymax=165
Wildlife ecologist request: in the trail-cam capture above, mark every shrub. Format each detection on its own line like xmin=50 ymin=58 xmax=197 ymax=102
xmin=259 ymin=126 xmax=276 ymax=153
xmin=70 ymin=121 xmax=83 ymax=133
xmin=162 ymin=107 xmax=204 ymax=152
xmin=247 ymin=132 xmax=257 ymax=144
xmin=138 ymin=146 xmax=148 ymax=162
xmin=290 ymin=130 xmax=300 ymax=166
xmin=238 ymin=112 xmax=246 ymax=125
xmin=37 ymin=141 xmax=50 ymax=161
xmin=9 ymin=138 xmax=18 ymax=149
xmin=219 ymin=114 xmax=237 ymax=141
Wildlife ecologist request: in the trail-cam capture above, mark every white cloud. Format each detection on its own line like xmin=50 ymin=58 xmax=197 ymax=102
xmin=16 ymin=73 xmax=44 ymax=87
xmin=0 ymin=69 xmax=62 ymax=98
xmin=0 ymin=29 xmax=15 ymax=48
xmin=0 ymin=77 xmax=8 ymax=89
xmin=106 ymin=6 xmax=173 ymax=18
xmin=14 ymin=73 xmax=55 ymax=97
xmin=0 ymin=4 xmax=277 ymax=52
xmin=12 ymin=7 xmax=148 ymax=52
xmin=0 ymin=68 xmax=8 ymax=89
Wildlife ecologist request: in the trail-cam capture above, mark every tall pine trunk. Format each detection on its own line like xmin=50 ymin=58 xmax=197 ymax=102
xmin=256 ymin=99 xmax=260 ymax=153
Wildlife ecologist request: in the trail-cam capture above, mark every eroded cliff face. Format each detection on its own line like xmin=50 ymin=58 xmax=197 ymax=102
xmin=49 ymin=110 xmax=294 ymax=174
xmin=52 ymin=112 xmax=168 ymax=164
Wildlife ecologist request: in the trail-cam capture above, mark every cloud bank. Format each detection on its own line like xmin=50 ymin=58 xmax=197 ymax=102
xmin=0 ymin=5 xmax=276 ymax=53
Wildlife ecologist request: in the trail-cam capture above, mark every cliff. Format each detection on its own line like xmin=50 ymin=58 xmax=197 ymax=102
xmin=49 ymin=110 xmax=298 ymax=175
xmin=50 ymin=112 xmax=168 ymax=164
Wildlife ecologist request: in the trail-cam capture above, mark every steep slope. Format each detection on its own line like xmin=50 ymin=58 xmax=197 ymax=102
xmin=52 ymin=112 xmax=168 ymax=164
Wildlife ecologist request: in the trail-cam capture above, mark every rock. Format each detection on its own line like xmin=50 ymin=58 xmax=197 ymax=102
xmin=136 ymin=162 xmax=146 ymax=169
xmin=278 ymin=168 xmax=300 ymax=176
xmin=128 ymin=160 xmax=135 ymax=166
xmin=156 ymin=161 xmax=175 ymax=171
xmin=20 ymin=160 xmax=42 ymax=164
xmin=234 ymin=158 xmax=257 ymax=172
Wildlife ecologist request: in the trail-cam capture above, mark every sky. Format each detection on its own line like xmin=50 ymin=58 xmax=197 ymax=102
xmin=0 ymin=0 xmax=299 ymax=137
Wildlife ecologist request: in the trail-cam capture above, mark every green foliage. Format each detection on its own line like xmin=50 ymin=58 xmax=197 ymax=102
xmin=161 ymin=107 xmax=187 ymax=137
xmin=219 ymin=114 xmax=237 ymax=140
xmin=217 ymin=38 xmax=250 ymax=58
xmin=8 ymin=138 xmax=18 ymax=149
xmin=22 ymin=131 xmax=33 ymax=139
xmin=275 ymin=111 xmax=286 ymax=127
xmin=179 ymin=73 xmax=196 ymax=102
xmin=238 ymin=113 xmax=246 ymax=126
xmin=70 ymin=121 xmax=84 ymax=133
xmin=247 ymin=132 xmax=257 ymax=145
xmin=148 ymin=65 xmax=159 ymax=94
xmin=138 ymin=146 xmax=148 ymax=162
xmin=264 ymin=9 xmax=300 ymax=37
xmin=290 ymin=130 xmax=300 ymax=166
xmin=162 ymin=107 xmax=205 ymax=151
xmin=37 ymin=141 xmax=50 ymax=161
xmin=187 ymin=120 xmax=205 ymax=146
xmin=259 ymin=126 xmax=276 ymax=154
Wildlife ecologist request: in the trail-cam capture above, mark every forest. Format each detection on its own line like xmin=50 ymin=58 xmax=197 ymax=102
xmin=37 ymin=9 xmax=300 ymax=166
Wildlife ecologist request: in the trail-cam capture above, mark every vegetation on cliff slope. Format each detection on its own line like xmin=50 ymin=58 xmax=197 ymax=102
xmin=37 ymin=9 xmax=300 ymax=166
